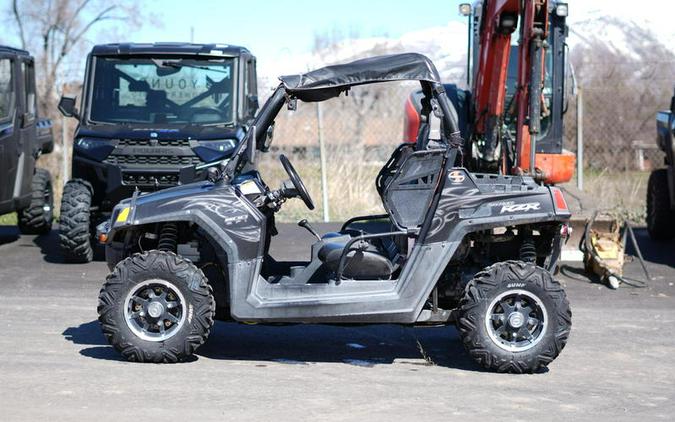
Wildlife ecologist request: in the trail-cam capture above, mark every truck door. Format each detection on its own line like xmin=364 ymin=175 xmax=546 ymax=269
xmin=0 ymin=54 xmax=18 ymax=212
xmin=15 ymin=59 xmax=38 ymax=202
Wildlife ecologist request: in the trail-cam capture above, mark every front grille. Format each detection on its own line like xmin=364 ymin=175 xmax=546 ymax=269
xmin=105 ymin=155 xmax=202 ymax=166
xmin=122 ymin=173 xmax=179 ymax=187
xmin=117 ymin=138 xmax=191 ymax=147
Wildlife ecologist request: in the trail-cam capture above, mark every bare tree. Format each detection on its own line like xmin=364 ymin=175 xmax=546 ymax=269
xmin=9 ymin=0 xmax=143 ymax=113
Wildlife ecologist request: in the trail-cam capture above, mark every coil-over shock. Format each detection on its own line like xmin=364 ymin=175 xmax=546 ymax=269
xmin=519 ymin=229 xmax=537 ymax=263
xmin=157 ymin=222 xmax=179 ymax=252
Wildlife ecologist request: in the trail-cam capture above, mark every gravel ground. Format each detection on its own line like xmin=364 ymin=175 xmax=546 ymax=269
xmin=0 ymin=223 xmax=673 ymax=421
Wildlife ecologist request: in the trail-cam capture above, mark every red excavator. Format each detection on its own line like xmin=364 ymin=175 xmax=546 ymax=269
xmin=404 ymin=0 xmax=574 ymax=184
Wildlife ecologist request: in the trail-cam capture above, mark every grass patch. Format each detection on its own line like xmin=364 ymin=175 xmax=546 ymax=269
xmin=581 ymin=170 xmax=648 ymax=222
xmin=257 ymin=147 xmax=385 ymax=223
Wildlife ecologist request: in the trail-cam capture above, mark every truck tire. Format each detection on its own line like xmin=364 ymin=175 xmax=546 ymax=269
xmin=18 ymin=168 xmax=53 ymax=235
xmin=456 ymin=261 xmax=572 ymax=373
xmin=59 ymin=179 xmax=94 ymax=262
xmin=97 ymin=251 xmax=216 ymax=363
xmin=646 ymin=169 xmax=675 ymax=240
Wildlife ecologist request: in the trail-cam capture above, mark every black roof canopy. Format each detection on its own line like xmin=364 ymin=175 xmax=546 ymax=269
xmin=91 ymin=42 xmax=251 ymax=58
xmin=0 ymin=45 xmax=31 ymax=57
xmin=279 ymin=53 xmax=441 ymax=102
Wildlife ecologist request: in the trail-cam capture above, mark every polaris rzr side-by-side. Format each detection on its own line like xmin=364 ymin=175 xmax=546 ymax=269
xmin=0 ymin=46 xmax=54 ymax=234
xmin=58 ymin=43 xmax=258 ymax=262
xmin=97 ymin=53 xmax=572 ymax=373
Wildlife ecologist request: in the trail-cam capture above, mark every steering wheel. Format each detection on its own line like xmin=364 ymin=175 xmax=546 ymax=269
xmin=279 ymin=154 xmax=315 ymax=210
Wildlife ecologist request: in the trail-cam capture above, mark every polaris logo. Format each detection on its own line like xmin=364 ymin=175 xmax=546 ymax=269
xmin=500 ymin=202 xmax=541 ymax=213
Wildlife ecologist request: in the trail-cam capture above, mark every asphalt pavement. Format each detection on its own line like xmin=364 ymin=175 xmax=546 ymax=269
xmin=0 ymin=223 xmax=673 ymax=421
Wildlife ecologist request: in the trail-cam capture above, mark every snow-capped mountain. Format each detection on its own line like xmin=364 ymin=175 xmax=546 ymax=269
xmin=257 ymin=1 xmax=674 ymax=92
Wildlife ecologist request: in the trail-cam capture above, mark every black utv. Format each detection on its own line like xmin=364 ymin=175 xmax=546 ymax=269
xmin=58 ymin=42 xmax=258 ymax=262
xmin=647 ymin=88 xmax=675 ymax=240
xmin=0 ymin=46 xmax=54 ymax=234
xmin=97 ymin=53 xmax=572 ymax=373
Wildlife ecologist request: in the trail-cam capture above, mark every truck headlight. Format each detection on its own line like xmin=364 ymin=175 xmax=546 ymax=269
xmin=193 ymin=139 xmax=237 ymax=162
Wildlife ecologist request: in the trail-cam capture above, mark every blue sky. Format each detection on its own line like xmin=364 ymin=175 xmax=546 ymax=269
xmin=133 ymin=0 xmax=464 ymax=59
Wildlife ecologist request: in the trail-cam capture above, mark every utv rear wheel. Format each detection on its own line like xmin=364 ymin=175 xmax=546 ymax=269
xmin=646 ymin=169 xmax=675 ymax=240
xmin=59 ymin=179 xmax=93 ymax=262
xmin=97 ymin=251 xmax=215 ymax=363
xmin=457 ymin=261 xmax=572 ymax=373
xmin=18 ymin=168 xmax=53 ymax=235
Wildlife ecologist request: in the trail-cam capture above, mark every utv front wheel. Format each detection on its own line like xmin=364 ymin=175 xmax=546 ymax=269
xmin=59 ymin=179 xmax=93 ymax=262
xmin=457 ymin=261 xmax=571 ymax=373
xmin=97 ymin=251 xmax=216 ymax=363
xmin=18 ymin=168 xmax=53 ymax=235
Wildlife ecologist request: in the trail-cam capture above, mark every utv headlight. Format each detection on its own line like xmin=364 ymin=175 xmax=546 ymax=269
xmin=193 ymin=139 xmax=237 ymax=162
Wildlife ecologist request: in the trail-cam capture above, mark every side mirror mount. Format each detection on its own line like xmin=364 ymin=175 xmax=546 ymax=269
xmin=247 ymin=95 xmax=259 ymax=116
xmin=58 ymin=96 xmax=80 ymax=120
xmin=246 ymin=125 xmax=257 ymax=165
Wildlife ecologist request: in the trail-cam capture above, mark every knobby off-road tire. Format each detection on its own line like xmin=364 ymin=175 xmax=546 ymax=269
xmin=646 ymin=169 xmax=675 ymax=240
xmin=18 ymin=168 xmax=53 ymax=235
xmin=457 ymin=261 xmax=572 ymax=373
xmin=59 ymin=179 xmax=93 ymax=262
xmin=98 ymin=251 xmax=216 ymax=363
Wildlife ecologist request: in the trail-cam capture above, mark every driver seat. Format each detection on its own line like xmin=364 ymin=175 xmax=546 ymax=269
xmin=317 ymin=234 xmax=396 ymax=280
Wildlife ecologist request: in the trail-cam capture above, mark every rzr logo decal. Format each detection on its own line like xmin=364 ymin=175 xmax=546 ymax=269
xmin=500 ymin=202 xmax=541 ymax=213
xmin=448 ymin=170 xmax=465 ymax=184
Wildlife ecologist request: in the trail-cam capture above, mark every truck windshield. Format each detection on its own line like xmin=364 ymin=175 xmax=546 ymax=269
xmin=89 ymin=57 xmax=236 ymax=126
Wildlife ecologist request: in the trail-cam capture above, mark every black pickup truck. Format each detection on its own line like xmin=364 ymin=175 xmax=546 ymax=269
xmin=0 ymin=46 xmax=54 ymax=234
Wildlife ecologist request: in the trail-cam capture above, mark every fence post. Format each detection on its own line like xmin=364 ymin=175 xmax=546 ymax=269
xmin=316 ymin=102 xmax=330 ymax=222
xmin=576 ymin=87 xmax=583 ymax=191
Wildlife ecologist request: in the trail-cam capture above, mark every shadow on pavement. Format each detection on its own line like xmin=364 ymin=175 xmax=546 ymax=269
xmin=63 ymin=320 xmax=126 ymax=361
xmin=626 ymin=228 xmax=674 ymax=268
xmin=32 ymin=226 xmax=106 ymax=264
xmin=32 ymin=229 xmax=63 ymax=263
xmin=197 ymin=321 xmax=485 ymax=371
xmin=65 ymin=319 xmax=489 ymax=371
xmin=0 ymin=225 xmax=19 ymax=245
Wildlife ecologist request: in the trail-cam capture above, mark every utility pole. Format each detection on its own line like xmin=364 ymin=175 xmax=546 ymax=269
xmin=576 ymin=88 xmax=583 ymax=190
xmin=316 ymin=102 xmax=330 ymax=222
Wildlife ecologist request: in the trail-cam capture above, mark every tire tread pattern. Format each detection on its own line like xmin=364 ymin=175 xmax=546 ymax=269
xmin=97 ymin=250 xmax=216 ymax=363
xmin=18 ymin=168 xmax=53 ymax=235
xmin=646 ymin=169 xmax=675 ymax=240
xmin=59 ymin=179 xmax=94 ymax=262
xmin=457 ymin=260 xmax=572 ymax=373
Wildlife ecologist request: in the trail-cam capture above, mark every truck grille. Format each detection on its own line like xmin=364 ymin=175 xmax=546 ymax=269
xmin=117 ymin=138 xmax=192 ymax=147
xmin=105 ymin=155 xmax=202 ymax=166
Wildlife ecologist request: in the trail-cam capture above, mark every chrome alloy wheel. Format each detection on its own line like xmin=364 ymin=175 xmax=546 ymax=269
xmin=123 ymin=279 xmax=187 ymax=342
xmin=484 ymin=289 xmax=548 ymax=352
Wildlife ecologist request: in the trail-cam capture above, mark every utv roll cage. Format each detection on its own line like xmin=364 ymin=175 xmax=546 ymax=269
xmin=225 ymin=53 xmax=464 ymax=179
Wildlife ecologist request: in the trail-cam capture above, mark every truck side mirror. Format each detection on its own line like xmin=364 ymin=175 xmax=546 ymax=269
xmin=58 ymin=96 xmax=79 ymax=120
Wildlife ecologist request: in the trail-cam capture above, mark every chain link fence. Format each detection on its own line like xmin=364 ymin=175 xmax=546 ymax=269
xmin=563 ymin=81 xmax=672 ymax=221
xmin=28 ymin=54 xmax=673 ymax=225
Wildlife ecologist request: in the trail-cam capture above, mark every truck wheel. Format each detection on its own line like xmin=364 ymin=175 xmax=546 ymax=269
xmin=456 ymin=261 xmax=572 ymax=373
xmin=646 ymin=169 xmax=675 ymax=240
xmin=97 ymin=251 xmax=216 ymax=363
xmin=59 ymin=179 xmax=94 ymax=262
xmin=18 ymin=168 xmax=53 ymax=235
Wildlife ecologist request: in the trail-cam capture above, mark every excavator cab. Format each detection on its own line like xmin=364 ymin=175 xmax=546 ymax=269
xmin=405 ymin=1 xmax=574 ymax=184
